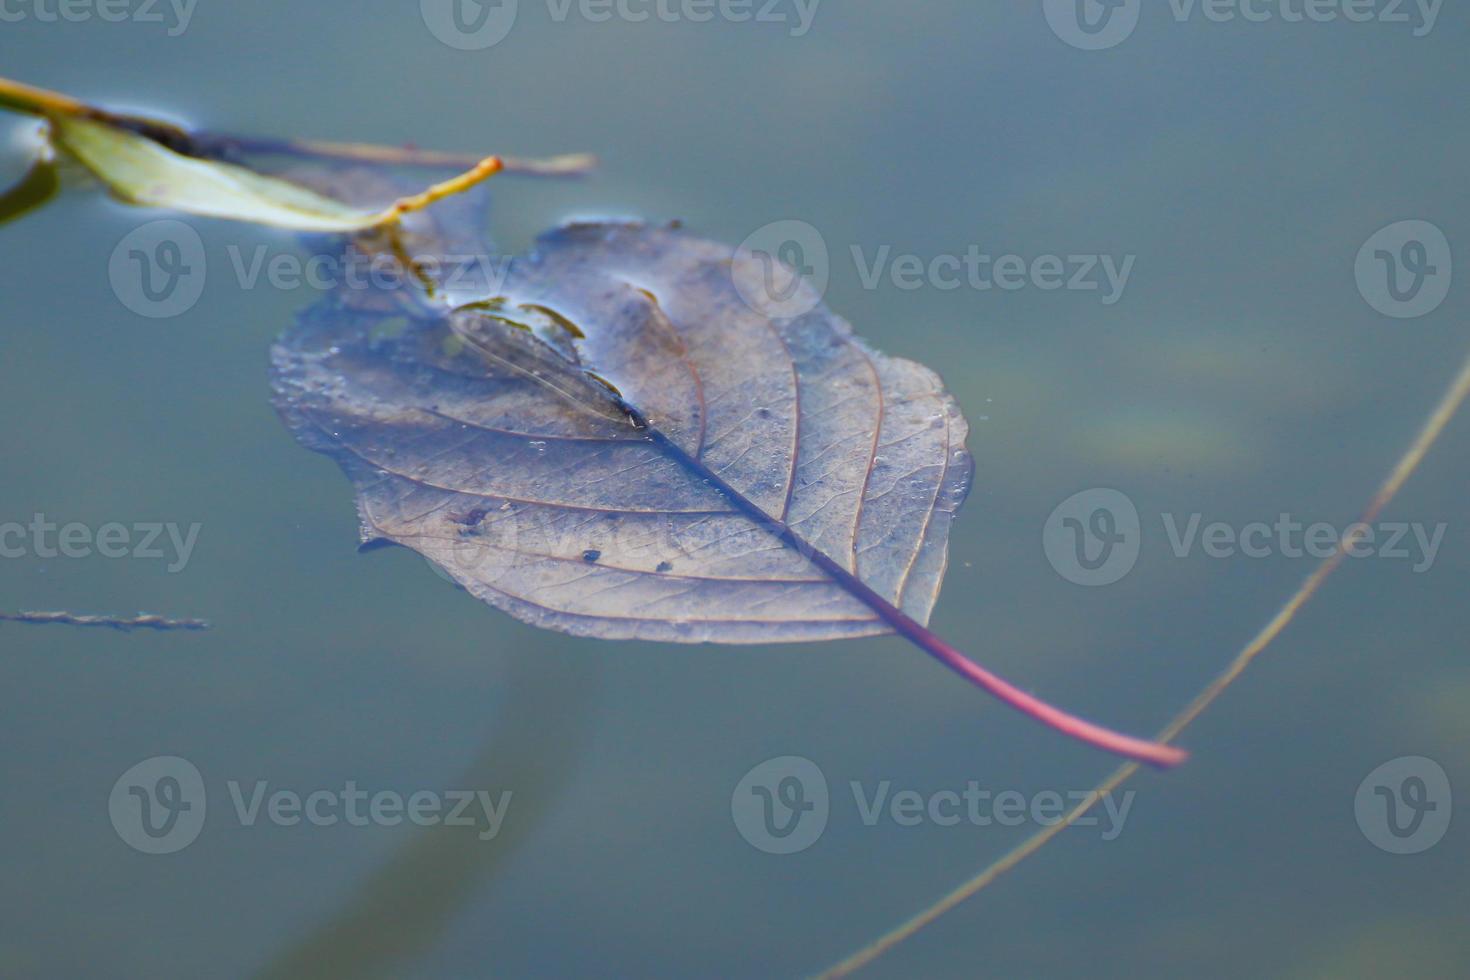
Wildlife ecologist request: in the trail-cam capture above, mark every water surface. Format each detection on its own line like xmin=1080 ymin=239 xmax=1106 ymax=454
xmin=1 ymin=3 xmax=1467 ymax=977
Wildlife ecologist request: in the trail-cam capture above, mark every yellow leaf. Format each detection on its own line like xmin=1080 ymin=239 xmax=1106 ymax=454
xmin=51 ymin=114 xmax=500 ymax=233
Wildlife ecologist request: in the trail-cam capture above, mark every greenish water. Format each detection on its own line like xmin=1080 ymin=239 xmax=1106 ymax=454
xmin=1 ymin=3 xmax=1467 ymax=977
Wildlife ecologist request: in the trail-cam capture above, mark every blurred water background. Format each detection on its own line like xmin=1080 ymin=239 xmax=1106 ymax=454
xmin=1 ymin=2 xmax=1467 ymax=976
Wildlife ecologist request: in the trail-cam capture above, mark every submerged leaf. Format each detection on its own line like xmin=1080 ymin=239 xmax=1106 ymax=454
xmin=273 ymin=222 xmax=973 ymax=643
xmin=0 ymin=153 xmax=60 ymax=228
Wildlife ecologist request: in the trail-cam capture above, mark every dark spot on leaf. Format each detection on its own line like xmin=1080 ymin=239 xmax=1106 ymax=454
xmin=656 ymin=560 xmax=673 ymax=573
xmin=582 ymin=549 xmax=602 ymax=563
xmin=453 ymin=507 xmax=488 ymax=528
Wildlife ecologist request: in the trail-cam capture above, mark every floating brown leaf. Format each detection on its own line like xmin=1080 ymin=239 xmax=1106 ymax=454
xmin=271 ymin=220 xmax=1184 ymax=766
xmin=276 ymin=222 xmax=969 ymax=640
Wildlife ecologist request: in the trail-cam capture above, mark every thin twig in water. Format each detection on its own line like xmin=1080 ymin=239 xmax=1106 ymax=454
xmin=0 ymin=611 xmax=210 ymax=632
xmin=0 ymin=76 xmax=597 ymax=180
xmin=199 ymin=134 xmax=598 ymax=178
xmin=818 ymin=344 xmax=1470 ymax=978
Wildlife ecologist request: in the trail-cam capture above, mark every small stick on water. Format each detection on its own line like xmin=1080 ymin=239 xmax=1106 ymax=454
xmin=382 ymin=156 xmax=504 ymax=223
xmin=208 ymin=134 xmax=599 ymax=178
xmin=0 ymin=76 xmax=596 ymax=180
xmin=0 ymin=611 xmax=210 ymax=632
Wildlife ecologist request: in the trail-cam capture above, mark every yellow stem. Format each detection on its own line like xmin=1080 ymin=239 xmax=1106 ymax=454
xmin=377 ymin=155 xmax=504 ymax=225
xmin=239 ymin=135 xmax=597 ymax=177
xmin=0 ymin=76 xmax=93 ymax=118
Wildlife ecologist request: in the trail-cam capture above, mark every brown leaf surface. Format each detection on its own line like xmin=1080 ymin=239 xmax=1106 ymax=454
xmin=272 ymin=222 xmax=973 ymax=643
